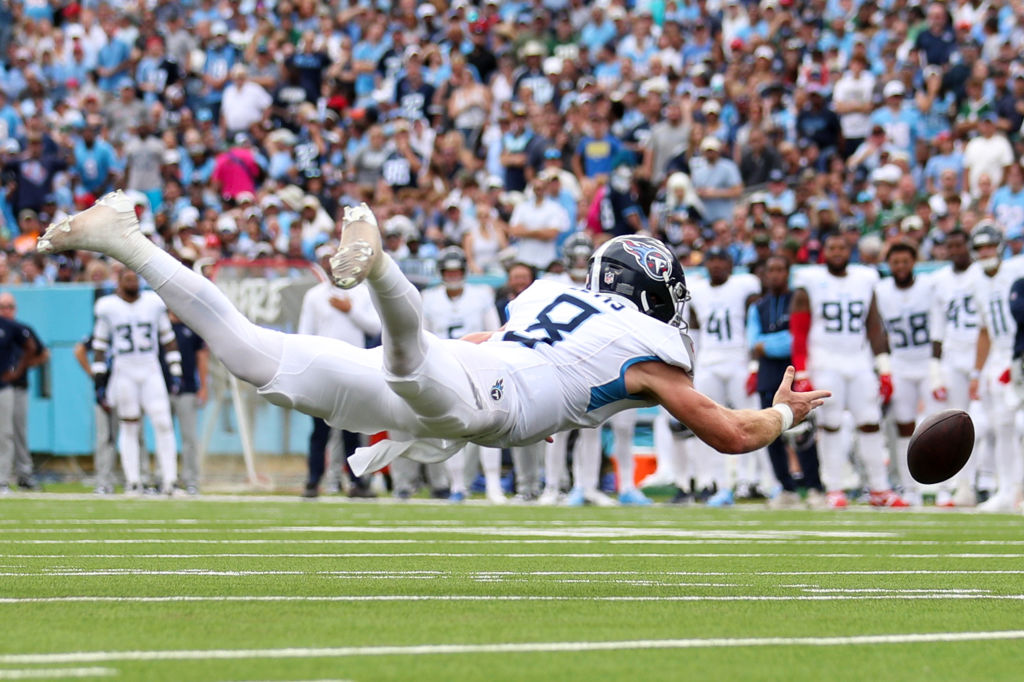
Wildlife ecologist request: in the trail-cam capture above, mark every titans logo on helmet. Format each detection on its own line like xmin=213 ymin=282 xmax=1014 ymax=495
xmin=620 ymin=238 xmax=671 ymax=281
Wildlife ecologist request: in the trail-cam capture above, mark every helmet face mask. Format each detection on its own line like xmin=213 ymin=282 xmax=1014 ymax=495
xmin=563 ymin=232 xmax=594 ymax=282
xmin=970 ymin=221 xmax=1003 ymax=272
xmin=586 ymin=236 xmax=690 ymax=326
xmin=438 ymin=246 xmax=467 ymax=291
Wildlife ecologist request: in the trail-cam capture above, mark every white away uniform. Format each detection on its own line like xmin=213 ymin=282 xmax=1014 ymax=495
xmin=93 ymin=291 xmax=177 ymax=488
xmin=875 ymin=274 xmax=937 ymax=498
xmin=930 ymin=265 xmax=982 ymax=411
xmin=929 ymin=264 xmax=986 ymax=499
xmin=687 ymin=273 xmax=761 ymax=491
xmin=875 ymin=274 xmax=935 ymax=424
xmin=794 ymin=265 xmax=881 ymax=428
xmin=794 ymin=265 xmax=894 ymax=494
xmin=969 ymin=257 xmax=1024 ymax=502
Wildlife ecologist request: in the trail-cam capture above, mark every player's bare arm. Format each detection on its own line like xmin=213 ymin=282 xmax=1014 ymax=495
xmin=969 ymin=326 xmax=991 ymax=401
xmin=867 ymin=294 xmax=893 ymax=402
xmin=625 ymin=361 xmax=830 ymax=454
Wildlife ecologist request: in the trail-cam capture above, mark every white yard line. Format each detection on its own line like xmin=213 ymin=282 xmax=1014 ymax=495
xmin=0 ymin=668 xmax=117 ymax=679
xmin=1 ymin=568 xmax=1020 ymax=578
xmin=4 ymin=552 xmax=1024 ymax=560
xmin=1 ymin=594 xmax=1023 ymax=605
xmin=3 ymin=631 xmax=1024 ymax=665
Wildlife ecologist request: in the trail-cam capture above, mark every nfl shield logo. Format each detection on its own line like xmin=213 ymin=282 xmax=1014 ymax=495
xmin=603 ymin=270 xmax=615 ymax=285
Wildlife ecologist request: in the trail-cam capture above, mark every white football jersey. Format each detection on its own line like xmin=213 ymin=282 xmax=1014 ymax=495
xmin=929 ymin=265 xmax=981 ymax=356
xmin=794 ymin=265 xmax=879 ymax=361
xmin=482 ymin=279 xmax=695 ymax=439
xmin=422 ymin=284 xmax=500 ymax=339
xmin=93 ymin=291 xmax=174 ymax=370
xmin=687 ymin=273 xmax=761 ymax=364
xmin=874 ymin=274 xmax=934 ymax=369
xmin=969 ymin=256 xmax=1024 ymax=359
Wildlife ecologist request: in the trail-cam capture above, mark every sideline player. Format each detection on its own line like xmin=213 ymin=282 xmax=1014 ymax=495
xmin=930 ymin=228 xmax=985 ymax=506
xmin=38 ymin=192 xmax=829 ymax=472
xmin=874 ymin=242 xmax=934 ymax=506
xmin=967 ymin=223 xmax=1024 ymax=512
xmin=91 ymin=269 xmax=181 ymax=495
xmin=421 ymin=246 xmax=505 ymax=503
xmin=686 ymin=247 xmax=762 ymax=506
xmin=791 ymin=233 xmax=907 ymax=508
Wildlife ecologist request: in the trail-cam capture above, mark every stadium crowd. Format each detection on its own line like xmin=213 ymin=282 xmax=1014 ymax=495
xmin=3 ymin=0 xmax=1024 ymax=508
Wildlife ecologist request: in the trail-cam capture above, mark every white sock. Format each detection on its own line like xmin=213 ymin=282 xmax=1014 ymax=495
xmin=480 ymin=447 xmax=502 ymax=491
xmin=612 ymin=422 xmax=635 ymax=492
xmin=671 ymin=437 xmax=690 ymax=490
xmin=446 ymin=447 xmax=466 ymax=495
xmin=365 ymin=255 xmax=428 ymax=378
xmin=136 ymin=248 xmax=284 ymax=387
xmin=857 ymin=430 xmax=890 ymax=492
xmin=896 ymin=435 xmax=916 ymax=495
xmin=994 ymin=421 xmax=1022 ymax=499
xmin=545 ymin=433 xmax=567 ymax=494
xmin=818 ymin=429 xmax=846 ymax=492
xmin=652 ymin=411 xmax=674 ymax=480
xmin=153 ymin=414 xmax=178 ymax=490
xmin=118 ymin=420 xmax=141 ymax=486
xmin=574 ymin=427 xmax=602 ymax=492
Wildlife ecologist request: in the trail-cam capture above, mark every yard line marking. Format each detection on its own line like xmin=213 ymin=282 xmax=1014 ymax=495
xmin=4 ymin=568 xmax=1022 ymax=578
xmin=6 ymin=552 xmax=1024 ymax=560
xmin=0 ymin=668 xmax=117 ymax=679
xmin=0 ymin=526 xmax=903 ymax=540
xmin=0 ymin=539 xmax=950 ymax=546
xmin=2 ymin=595 xmax=1024 ymax=605
xmin=4 ymin=631 xmax=1024 ymax=664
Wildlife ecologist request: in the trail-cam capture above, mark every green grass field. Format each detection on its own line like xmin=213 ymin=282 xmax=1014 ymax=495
xmin=2 ymin=495 xmax=1024 ymax=681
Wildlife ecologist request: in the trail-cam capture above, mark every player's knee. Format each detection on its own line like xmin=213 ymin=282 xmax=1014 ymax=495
xmin=858 ymin=424 xmax=880 ymax=433
xmin=896 ymin=423 xmax=916 ymax=438
xmin=151 ymin=412 xmax=174 ymax=434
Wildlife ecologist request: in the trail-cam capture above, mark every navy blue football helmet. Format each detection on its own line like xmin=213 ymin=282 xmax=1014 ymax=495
xmin=586 ymin=235 xmax=689 ymax=326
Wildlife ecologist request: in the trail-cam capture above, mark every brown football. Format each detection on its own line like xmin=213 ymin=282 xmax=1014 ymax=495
xmin=907 ymin=409 xmax=974 ymax=484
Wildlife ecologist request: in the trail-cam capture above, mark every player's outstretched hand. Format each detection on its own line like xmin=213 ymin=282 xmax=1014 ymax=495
xmin=772 ymin=366 xmax=830 ymax=426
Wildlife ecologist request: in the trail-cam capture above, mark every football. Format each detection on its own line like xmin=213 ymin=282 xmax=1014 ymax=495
xmin=907 ymin=409 xmax=975 ymax=484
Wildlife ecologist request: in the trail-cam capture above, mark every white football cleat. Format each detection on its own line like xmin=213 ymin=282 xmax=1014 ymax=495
xmin=330 ymin=202 xmax=384 ymax=289
xmin=37 ymin=190 xmax=140 ymax=255
xmin=537 ymin=488 xmax=561 ymax=506
xmin=977 ymin=493 xmax=1017 ymax=513
xmin=485 ymin=483 xmax=507 ymax=505
xmin=952 ymin=486 xmax=976 ymax=508
xmin=583 ymin=489 xmax=618 ymax=507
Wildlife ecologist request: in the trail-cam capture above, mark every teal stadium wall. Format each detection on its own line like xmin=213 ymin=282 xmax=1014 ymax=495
xmin=16 ymin=285 xmax=311 ymax=456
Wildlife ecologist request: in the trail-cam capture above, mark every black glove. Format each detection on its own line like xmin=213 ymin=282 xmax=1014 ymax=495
xmin=94 ymin=370 xmax=109 ymax=409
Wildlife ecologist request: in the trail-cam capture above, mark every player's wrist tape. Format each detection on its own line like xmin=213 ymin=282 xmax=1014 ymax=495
xmin=969 ymin=369 xmax=981 ymax=381
xmin=748 ymin=360 xmax=759 ymax=373
xmin=874 ymin=353 xmax=891 ymax=375
xmin=90 ymin=362 xmax=108 ymax=377
xmin=772 ymin=404 xmax=794 ymax=432
xmin=165 ymin=350 xmax=182 ymax=365
xmin=168 ymin=362 xmax=183 ymax=377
